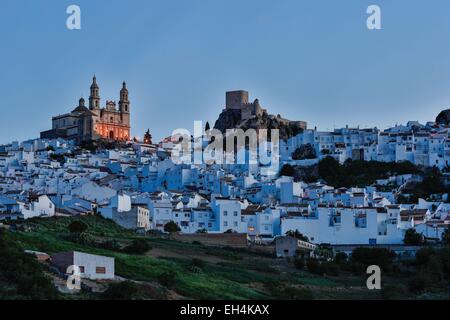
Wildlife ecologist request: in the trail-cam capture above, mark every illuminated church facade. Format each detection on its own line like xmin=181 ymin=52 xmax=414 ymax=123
xmin=40 ymin=76 xmax=131 ymax=144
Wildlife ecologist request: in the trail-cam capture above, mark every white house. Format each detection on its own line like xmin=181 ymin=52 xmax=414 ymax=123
xmin=51 ymin=251 xmax=115 ymax=280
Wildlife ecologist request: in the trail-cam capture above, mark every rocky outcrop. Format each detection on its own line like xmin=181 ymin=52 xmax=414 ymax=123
xmin=213 ymin=109 xmax=305 ymax=141
xmin=213 ymin=109 xmax=242 ymax=133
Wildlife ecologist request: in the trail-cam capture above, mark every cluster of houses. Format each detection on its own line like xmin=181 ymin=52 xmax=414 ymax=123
xmin=1 ymin=120 xmax=450 ymax=247
xmin=281 ymin=121 xmax=450 ymax=170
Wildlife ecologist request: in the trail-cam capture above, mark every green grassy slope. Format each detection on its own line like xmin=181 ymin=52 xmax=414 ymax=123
xmin=6 ymin=215 xmax=377 ymax=300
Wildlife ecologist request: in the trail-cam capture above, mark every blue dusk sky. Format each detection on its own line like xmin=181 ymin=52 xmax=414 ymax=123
xmin=1 ymin=0 xmax=450 ymax=143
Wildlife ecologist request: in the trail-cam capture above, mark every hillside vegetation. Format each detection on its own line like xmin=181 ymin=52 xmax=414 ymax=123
xmin=3 ymin=215 xmax=382 ymax=300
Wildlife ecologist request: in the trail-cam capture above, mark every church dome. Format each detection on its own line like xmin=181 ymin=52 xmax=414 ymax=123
xmin=73 ymin=105 xmax=90 ymax=113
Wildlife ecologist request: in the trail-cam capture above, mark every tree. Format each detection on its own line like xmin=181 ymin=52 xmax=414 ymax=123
xmin=143 ymin=129 xmax=153 ymax=144
xmin=102 ymin=281 xmax=142 ymax=300
xmin=334 ymin=252 xmax=348 ymax=265
xmin=351 ymin=247 xmax=396 ymax=272
xmin=403 ymin=228 xmax=424 ymax=245
xmin=279 ymin=164 xmax=295 ymax=177
xmin=68 ymin=220 xmax=88 ymax=234
xmin=292 ymin=143 xmax=316 ymax=160
xmin=442 ymin=228 xmax=450 ymax=246
xmin=318 ymin=156 xmax=342 ymax=186
xmin=205 ymin=121 xmax=210 ymax=132
xmin=285 ymin=230 xmax=309 ymax=242
xmin=164 ymin=221 xmax=180 ymax=234
xmin=0 ymin=230 xmax=59 ymax=299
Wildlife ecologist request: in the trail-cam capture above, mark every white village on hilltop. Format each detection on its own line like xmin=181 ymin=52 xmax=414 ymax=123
xmin=2 ymin=79 xmax=450 ymax=260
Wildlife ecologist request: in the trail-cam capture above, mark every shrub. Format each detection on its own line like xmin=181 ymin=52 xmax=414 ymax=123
xmin=102 ymin=281 xmax=142 ymax=300
xmin=265 ymin=281 xmax=314 ymax=300
xmin=403 ymin=228 xmax=424 ymax=245
xmin=99 ymin=239 xmax=122 ymax=251
xmin=283 ymin=286 xmax=314 ymax=300
xmin=292 ymin=144 xmax=316 ymax=160
xmin=68 ymin=220 xmax=88 ymax=234
xmin=307 ymin=259 xmax=324 ymax=275
xmin=334 ymin=252 xmax=348 ymax=265
xmin=157 ymin=271 xmax=177 ymax=289
xmin=163 ymin=221 xmax=180 ymax=234
xmin=351 ymin=247 xmax=396 ymax=272
xmin=442 ymin=228 xmax=450 ymax=246
xmin=285 ymin=230 xmax=309 ymax=241
xmin=191 ymin=258 xmax=205 ymax=269
xmin=426 ymin=255 xmax=444 ymax=283
xmin=294 ymin=257 xmax=305 ymax=270
xmin=415 ymin=247 xmax=436 ymax=266
xmin=439 ymin=247 xmax=450 ymax=278
xmin=382 ymin=284 xmax=409 ymax=300
xmin=0 ymin=230 xmax=59 ymax=299
xmin=408 ymin=274 xmax=432 ymax=294
xmin=279 ymin=164 xmax=295 ymax=177
xmin=123 ymin=239 xmax=151 ymax=255
xmin=322 ymin=262 xmax=340 ymax=276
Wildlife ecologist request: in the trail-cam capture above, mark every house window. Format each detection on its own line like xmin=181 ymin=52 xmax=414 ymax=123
xmin=233 ymin=211 xmax=238 ymax=216
xmin=223 ymin=211 xmax=228 ymax=216
xmin=79 ymin=266 xmax=85 ymax=273
xmin=234 ymin=221 xmax=238 ymax=227
xmin=96 ymin=266 xmax=106 ymax=274
xmin=224 ymin=221 xmax=228 ymax=227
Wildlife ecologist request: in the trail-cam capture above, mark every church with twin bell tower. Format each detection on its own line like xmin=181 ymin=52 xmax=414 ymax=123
xmin=40 ymin=75 xmax=131 ymax=144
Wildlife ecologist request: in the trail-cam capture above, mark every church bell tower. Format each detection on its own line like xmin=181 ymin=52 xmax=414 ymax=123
xmin=89 ymin=75 xmax=100 ymax=109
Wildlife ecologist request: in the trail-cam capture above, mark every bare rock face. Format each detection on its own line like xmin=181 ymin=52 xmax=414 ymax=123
xmin=213 ymin=109 xmax=242 ymax=133
xmin=213 ymin=109 xmax=304 ymax=141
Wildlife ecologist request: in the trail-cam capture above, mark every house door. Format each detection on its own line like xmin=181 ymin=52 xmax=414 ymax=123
xmin=109 ymin=131 xmax=114 ymax=139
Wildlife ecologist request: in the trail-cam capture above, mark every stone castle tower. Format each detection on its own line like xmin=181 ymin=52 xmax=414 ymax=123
xmin=225 ymin=90 xmax=266 ymax=121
